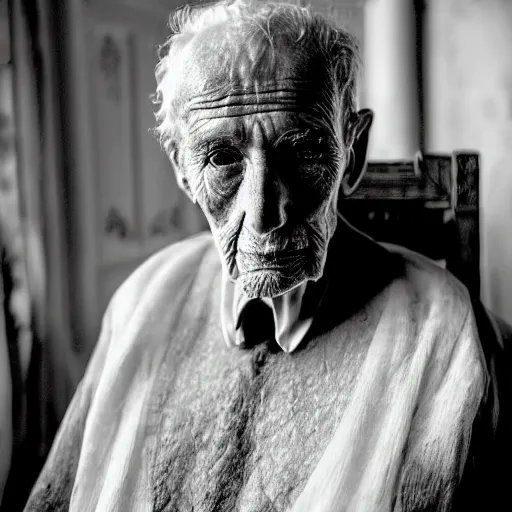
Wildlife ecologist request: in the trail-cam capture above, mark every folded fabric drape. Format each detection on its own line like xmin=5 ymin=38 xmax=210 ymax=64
xmin=1 ymin=0 xmax=74 ymax=509
xmin=0 ymin=246 xmax=13 ymax=506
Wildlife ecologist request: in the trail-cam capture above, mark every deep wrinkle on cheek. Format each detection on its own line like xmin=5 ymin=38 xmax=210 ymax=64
xmin=204 ymin=167 xmax=242 ymax=214
xmin=176 ymin=148 xmax=207 ymax=206
xmin=183 ymin=139 xmax=246 ymax=220
xmin=183 ymin=153 xmax=243 ymax=225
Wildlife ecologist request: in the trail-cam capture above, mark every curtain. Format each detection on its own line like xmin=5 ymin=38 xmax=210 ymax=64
xmin=0 ymin=251 xmax=13 ymax=508
xmin=0 ymin=60 xmax=32 ymax=512
xmin=1 ymin=0 xmax=74 ymax=509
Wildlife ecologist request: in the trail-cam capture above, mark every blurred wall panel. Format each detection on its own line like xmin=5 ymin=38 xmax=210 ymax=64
xmin=90 ymin=24 xmax=140 ymax=265
xmin=425 ymin=0 xmax=512 ymax=323
xmin=60 ymin=0 xmax=207 ymax=377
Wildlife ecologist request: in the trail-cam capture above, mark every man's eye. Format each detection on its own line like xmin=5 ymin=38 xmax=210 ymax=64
xmin=293 ymin=148 xmax=328 ymax=164
xmin=296 ymin=149 xmax=322 ymax=161
xmin=208 ymin=150 xmax=243 ymax=167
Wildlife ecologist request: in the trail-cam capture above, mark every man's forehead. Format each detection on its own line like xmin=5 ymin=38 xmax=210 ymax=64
xmin=185 ymin=110 xmax=331 ymax=147
xmin=172 ymin=21 xmax=333 ymax=116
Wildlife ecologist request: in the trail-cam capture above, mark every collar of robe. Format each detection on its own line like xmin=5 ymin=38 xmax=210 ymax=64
xmin=222 ymin=254 xmax=341 ymax=352
xmin=221 ymin=274 xmax=321 ymax=353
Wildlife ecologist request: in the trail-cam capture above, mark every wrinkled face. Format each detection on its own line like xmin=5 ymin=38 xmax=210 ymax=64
xmin=170 ymin=25 xmax=352 ymax=298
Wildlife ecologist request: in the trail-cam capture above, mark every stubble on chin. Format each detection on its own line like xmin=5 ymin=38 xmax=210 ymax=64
xmin=238 ymin=264 xmax=307 ymax=299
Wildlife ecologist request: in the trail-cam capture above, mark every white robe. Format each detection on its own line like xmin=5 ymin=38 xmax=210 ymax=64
xmin=23 ymin=230 xmax=510 ymax=512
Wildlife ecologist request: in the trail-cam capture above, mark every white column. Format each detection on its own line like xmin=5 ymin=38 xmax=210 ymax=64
xmin=363 ymin=0 xmax=420 ymax=160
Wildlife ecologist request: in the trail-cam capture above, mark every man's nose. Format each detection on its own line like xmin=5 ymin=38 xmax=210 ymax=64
xmin=244 ymin=154 xmax=288 ymax=237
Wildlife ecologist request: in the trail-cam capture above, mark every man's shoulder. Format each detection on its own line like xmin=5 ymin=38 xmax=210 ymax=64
xmin=378 ymin=243 xmax=487 ymax=393
xmin=381 ymin=242 xmax=472 ymax=324
xmin=108 ymin=231 xmax=219 ymax=319
xmin=75 ymin=231 xmax=220 ymax=418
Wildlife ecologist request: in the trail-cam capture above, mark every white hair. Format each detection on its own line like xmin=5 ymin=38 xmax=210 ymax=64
xmin=152 ymin=0 xmax=361 ymax=154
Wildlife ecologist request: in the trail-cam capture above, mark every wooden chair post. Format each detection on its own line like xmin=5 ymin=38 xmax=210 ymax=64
xmin=451 ymin=152 xmax=481 ymax=298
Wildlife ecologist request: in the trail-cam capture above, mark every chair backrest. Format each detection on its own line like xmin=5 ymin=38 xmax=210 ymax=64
xmin=338 ymin=151 xmax=481 ymax=298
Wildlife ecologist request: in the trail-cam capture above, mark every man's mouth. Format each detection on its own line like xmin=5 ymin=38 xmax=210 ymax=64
xmin=237 ymin=248 xmax=307 ymax=270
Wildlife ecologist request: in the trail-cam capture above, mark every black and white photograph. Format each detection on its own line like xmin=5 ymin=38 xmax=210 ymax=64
xmin=1 ymin=0 xmax=512 ymax=510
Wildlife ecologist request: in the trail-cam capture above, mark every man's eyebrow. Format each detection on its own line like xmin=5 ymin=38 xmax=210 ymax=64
xmin=189 ymin=134 xmax=243 ymax=152
xmin=275 ymin=128 xmax=331 ymax=145
xmin=188 ymin=116 xmax=246 ymax=143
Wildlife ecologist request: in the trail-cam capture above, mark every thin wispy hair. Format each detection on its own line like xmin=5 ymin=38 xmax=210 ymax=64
xmin=152 ymin=0 xmax=361 ymax=158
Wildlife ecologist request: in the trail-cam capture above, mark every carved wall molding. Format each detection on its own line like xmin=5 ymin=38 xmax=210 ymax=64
xmin=99 ymin=34 xmax=122 ymax=101
xmin=104 ymin=207 xmax=133 ymax=239
xmin=148 ymin=206 xmax=182 ymax=236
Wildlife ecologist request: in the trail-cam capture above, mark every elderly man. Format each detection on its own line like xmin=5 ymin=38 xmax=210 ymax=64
xmin=24 ymin=1 xmax=511 ymax=511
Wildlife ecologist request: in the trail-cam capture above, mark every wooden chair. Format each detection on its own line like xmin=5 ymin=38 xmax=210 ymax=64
xmin=339 ymin=151 xmax=512 ymax=355
xmin=338 ymin=151 xmax=481 ymax=298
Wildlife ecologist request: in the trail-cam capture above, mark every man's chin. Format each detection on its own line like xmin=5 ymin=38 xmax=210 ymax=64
xmin=238 ymin=269 xmax=306 ymax=299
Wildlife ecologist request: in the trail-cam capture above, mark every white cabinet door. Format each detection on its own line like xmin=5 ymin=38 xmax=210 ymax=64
xmin=65 ymin=0 xmax=207 ymax=370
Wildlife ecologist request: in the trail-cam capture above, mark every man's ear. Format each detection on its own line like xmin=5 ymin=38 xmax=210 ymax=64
xmin=340 ymin=108 xmax=374 ymax=197
xmin=169 ymin=145 xmax=195 ymax=202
